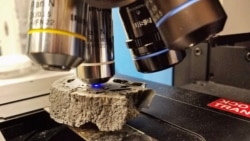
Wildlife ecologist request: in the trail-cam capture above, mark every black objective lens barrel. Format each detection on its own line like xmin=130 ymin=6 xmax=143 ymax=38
xmin=119 ymin=1 xmax=185 ymax=73
xmin=144 ymin=0 xmax=227 ymax=50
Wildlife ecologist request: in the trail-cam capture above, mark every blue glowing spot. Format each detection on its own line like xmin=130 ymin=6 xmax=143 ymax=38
xmin=92 ymin=84 xmax=103 ymax=89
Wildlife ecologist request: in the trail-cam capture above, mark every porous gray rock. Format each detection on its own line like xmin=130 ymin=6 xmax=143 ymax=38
xmin=49 ymin=75 xmax=154 ymax=131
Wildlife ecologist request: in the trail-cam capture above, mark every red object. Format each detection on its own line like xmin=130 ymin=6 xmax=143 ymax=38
xmin=208 ymin=98 xmax=250 ymax=118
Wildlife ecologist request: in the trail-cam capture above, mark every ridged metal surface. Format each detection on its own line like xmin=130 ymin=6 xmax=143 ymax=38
xmin=77 ymin=6 xmax=114 ymax=84
xmin=85 ymin=0 xmax=136 ymax=8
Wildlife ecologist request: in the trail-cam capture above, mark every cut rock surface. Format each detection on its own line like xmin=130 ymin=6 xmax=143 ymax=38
xmin=49 ymin=76 xmax=155 ymax=131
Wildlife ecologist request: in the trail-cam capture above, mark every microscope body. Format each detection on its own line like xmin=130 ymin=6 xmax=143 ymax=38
xmin=1 ymin=1 xmax=250 ymax=141
xmin=26 ymin=0 xmax=227 ymax=85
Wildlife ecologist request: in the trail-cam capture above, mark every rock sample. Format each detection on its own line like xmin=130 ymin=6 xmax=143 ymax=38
xmin=49 ymin=76 xmax=155 ymax=131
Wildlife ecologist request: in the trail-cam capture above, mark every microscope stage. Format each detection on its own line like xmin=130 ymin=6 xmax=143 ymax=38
xmin=0 ymin=75 xmax=249 ymax=141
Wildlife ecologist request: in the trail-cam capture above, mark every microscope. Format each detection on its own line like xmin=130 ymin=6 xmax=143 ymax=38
xmin=27 ymin=0 xmax=226 ymax=85
xmin=0 ymin=0 xmax=249 ymax=141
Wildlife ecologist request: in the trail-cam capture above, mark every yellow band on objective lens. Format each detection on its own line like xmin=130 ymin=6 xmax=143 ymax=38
xmin=28 ymin=29 xmax=87 ymax=41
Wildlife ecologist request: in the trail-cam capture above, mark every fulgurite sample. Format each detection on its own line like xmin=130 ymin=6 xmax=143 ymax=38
xmin=49 ymin=75 xmax=155 ymax=131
